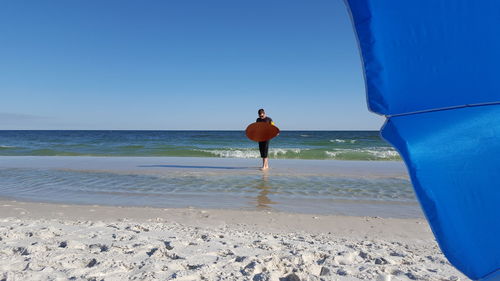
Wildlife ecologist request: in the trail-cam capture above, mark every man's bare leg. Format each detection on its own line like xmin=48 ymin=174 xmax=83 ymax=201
xmin=262 ymin=158 xmax=269 ymax=170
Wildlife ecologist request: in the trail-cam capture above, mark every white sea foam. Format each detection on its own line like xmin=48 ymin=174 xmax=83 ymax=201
xmin=270 ymin=148 xmax=303 ymax=156
xmin=198 ymin=149 xmax=260 ymax=158
xmin=198 ymin=147 xmax=399 ymax=160
xmin=330 ymin=139 xmax=357 ymax=143
xmin=325 ymin=148 xmax=400 ymax=160
xmin=367 ymin=149 xmax=400 ymax=159
xmin=325 ymin=151 xmax=340 ymax=158
xmin=0 ymin=145 xmax=16 ymax=148
xmin=198 ymin=148 xmax=305 ymax=159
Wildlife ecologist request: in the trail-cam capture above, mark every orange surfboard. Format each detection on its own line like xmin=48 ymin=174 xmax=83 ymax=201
xmin=245 ymin=122 xmax=280 ymax=142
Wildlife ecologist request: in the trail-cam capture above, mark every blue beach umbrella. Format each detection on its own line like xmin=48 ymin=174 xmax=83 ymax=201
xmin=343 ymin=0 xmax=500 ymax=280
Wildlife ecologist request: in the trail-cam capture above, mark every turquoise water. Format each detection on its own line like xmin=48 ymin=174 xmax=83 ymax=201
xmin=0 ymin=130 xmax=400 ymax=160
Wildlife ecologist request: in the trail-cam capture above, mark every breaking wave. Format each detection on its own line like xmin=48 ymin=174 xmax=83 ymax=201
xmin=199 ymin=148 xmax=400 ymax=161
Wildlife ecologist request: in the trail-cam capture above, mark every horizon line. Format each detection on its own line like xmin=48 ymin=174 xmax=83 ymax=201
xmin=0 ymin=129 xmax=380 ymax=132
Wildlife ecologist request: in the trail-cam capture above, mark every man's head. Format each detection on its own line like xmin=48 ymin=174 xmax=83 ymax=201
xmin=258 ymin=109 xmax=266 ymax=118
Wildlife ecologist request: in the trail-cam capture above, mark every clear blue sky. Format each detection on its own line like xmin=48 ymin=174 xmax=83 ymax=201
xmin=0 ymin=0 xmax=384 ymax=130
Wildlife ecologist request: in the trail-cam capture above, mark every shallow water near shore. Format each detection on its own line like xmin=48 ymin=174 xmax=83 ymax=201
xmin=0 ymin=156 xmax=420 ymax=218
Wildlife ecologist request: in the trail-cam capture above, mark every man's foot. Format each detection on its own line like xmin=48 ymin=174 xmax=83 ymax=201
xmin=260 ymin=166 xmax=269 ymax=171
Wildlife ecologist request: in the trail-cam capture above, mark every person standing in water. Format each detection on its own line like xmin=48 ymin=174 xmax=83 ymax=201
xmin=256 ymin=108 xmax=274 ymax=170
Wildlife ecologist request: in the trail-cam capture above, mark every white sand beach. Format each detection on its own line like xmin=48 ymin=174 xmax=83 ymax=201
xmin=0 ymin=200 xmax=465 ymax=281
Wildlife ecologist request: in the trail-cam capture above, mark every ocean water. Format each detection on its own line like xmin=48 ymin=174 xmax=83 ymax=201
xmin=0 ymin=156 xmax=419 ymax=218
xmin=0 ymin=132 xmax=415 ymax=217
xmin=0 ymin=130 xmax=400 ymax=161
xmin=0 ymin=166 xmax=417 ymax=217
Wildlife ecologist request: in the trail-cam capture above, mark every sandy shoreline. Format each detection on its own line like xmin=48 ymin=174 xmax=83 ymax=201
xmin=0 ymin=200 xmax=465 ymax=280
